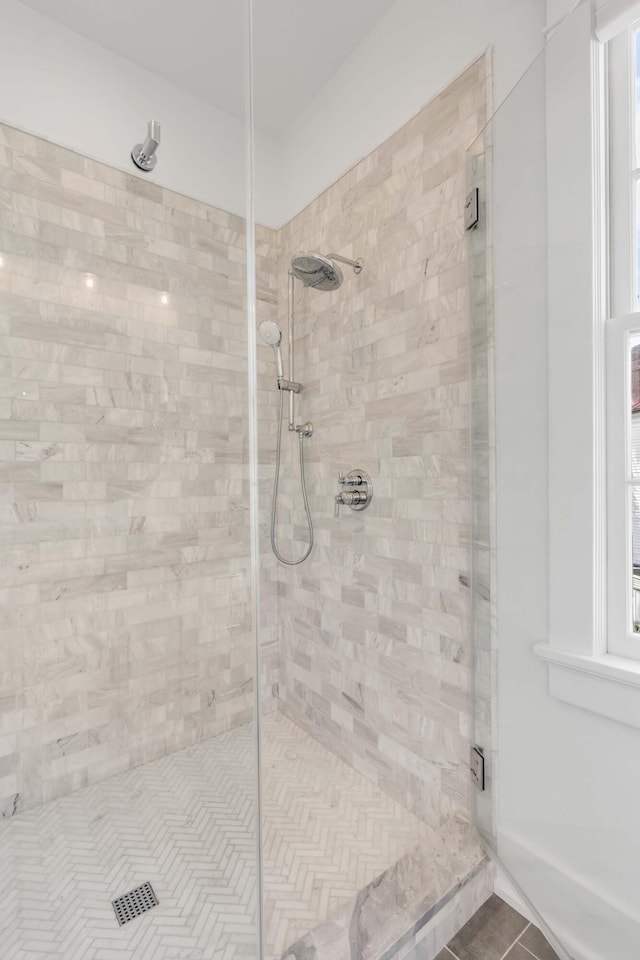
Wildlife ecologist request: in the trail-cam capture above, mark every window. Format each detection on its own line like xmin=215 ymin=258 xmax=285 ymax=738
xmin=534 ymin=2 xmax=640 ymax=725
xmin=608 ymin=23 xmax=640 ymax=659
xmin=534 ymin=1 xmax=640 ymax=725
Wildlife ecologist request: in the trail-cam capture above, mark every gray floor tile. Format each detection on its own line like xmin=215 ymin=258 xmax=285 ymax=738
xmin=519 ymin=924 xmax=560 ymax=960
xmin=447 ymin=894 xmax=529 ymax=960
xmin=503 ymin=945 xmax=536 ymax=960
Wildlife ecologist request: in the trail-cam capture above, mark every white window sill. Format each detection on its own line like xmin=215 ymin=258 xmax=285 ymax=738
xmin=533 ymin=644 xmax=640 ymax=728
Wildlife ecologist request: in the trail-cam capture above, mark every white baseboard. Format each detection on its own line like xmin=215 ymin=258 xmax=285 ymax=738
xmin=497 ymin=828 xmax=640 ymax=960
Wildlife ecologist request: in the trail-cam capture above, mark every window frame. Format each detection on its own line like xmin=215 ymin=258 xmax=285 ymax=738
xmin=535 ymin=3 xmax=640 ymax=728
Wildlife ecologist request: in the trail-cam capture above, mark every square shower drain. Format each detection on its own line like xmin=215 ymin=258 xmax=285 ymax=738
xmin=112 ymin=882 xmax=159 ymax=926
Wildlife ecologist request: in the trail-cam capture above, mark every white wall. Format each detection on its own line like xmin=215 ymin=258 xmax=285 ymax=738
xmin=276 ymin=0 xmax=547 ymax=224
xmin=1 ymin=0 xmax=546 ymax=229
xmin=0 ymin=0 xmax=283 ymax=227
xmin=547 ymin=0 xmax=583 ymax=28
xmin=494 ymin=2 xmax=640 ymax=957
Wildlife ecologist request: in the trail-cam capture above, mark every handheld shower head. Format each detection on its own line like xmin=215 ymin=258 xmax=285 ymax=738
xmin=259 ymin=320 xmax=281 ymax=347
xmin=259 ymin=320 xmax=284 ymax=378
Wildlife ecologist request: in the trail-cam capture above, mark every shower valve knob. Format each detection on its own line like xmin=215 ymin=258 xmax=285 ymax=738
xmin=334 ymin=470 xmax=373 ymax=518
xmin=338 ymin=472 xmax=363 ymax=486
xmin=334 ymin=490 xmax=366 ymax=517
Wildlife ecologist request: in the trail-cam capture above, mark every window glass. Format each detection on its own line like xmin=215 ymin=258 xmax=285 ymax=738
xmin=635 ymin=28 xmax=640 ymax=166
xmin=634 ymin=30 xmax=640 ymax=307
xmin=630 ymin=336 xmax=640 ymax=630
xmin=630 ymin=335 xmax=640 ymax=475
xmin=632 ymin=487 xmax=640 ymax=632
xmin=635 ymin=179 xmax=640 ymax=309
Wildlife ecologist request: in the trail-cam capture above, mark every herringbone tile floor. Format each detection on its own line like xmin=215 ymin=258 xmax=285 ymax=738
xmin=261 ymin=712 xmax=432 ymax=955
xmin=0 ymin=712 xmax=432 ymax=960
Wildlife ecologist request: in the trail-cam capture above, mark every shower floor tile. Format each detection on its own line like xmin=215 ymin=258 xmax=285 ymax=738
xmin=261 ymin=712 xmax=433 ymax=955
xmin=0 ymin=712 xmax=433 ymax=960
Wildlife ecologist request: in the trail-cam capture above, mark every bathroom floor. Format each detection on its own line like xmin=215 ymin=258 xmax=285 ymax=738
xmin=437 ymin=894 xmax=561 ymax=960
xmin=0 ymin=712 xmax=434 ymax=960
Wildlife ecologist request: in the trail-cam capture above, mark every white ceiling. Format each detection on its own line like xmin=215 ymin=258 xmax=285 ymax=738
xmin=16 ymin=0 xmax=397 ymax=134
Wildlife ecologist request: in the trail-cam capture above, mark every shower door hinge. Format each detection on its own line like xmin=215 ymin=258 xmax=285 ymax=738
xmin=465 ymin=188 xmax=479 ymax=231
xmin=470 ymin=745 xmax=485 ymax=791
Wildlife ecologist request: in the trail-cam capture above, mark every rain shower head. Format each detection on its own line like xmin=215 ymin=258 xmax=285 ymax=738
xmin=290 ymin=252 xmax=364 ymax=292
xmin=259 ymin=320 xmax=284 ymax=378
xmin=291 ymin=253 xmax=343 ymax=291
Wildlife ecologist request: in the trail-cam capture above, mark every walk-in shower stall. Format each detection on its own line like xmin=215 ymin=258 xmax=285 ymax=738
xmin=0 ymin=1 xmax=633 ymax=959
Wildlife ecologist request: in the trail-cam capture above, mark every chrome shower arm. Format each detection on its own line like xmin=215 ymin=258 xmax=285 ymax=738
xmin=326 ymin=253 xmax=364 ymax=274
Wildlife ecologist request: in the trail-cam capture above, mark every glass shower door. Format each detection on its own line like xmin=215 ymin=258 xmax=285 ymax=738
xmin=469 ymin=3 xmax=640 ymax=958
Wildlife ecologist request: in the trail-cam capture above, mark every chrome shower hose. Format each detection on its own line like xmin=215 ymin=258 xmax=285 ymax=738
xmin=270 ymin=389 xmax=313 ymax=565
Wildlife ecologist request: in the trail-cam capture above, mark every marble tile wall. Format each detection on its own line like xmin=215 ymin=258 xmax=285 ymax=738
xmin=0 ymin=55 xmax=487 ymax=827
xmin=0 ymin=122 xmax=258 ymax=816
xmin=271 ymin=59 xmax=488 ymax=827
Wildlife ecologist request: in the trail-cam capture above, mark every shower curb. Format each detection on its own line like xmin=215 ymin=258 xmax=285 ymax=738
xmin=279 ymin=828 xmax=491 ymax=960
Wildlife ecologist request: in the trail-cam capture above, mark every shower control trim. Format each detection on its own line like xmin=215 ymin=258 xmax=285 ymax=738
xmin=334 ymin=470 xmax=372 ymax=518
